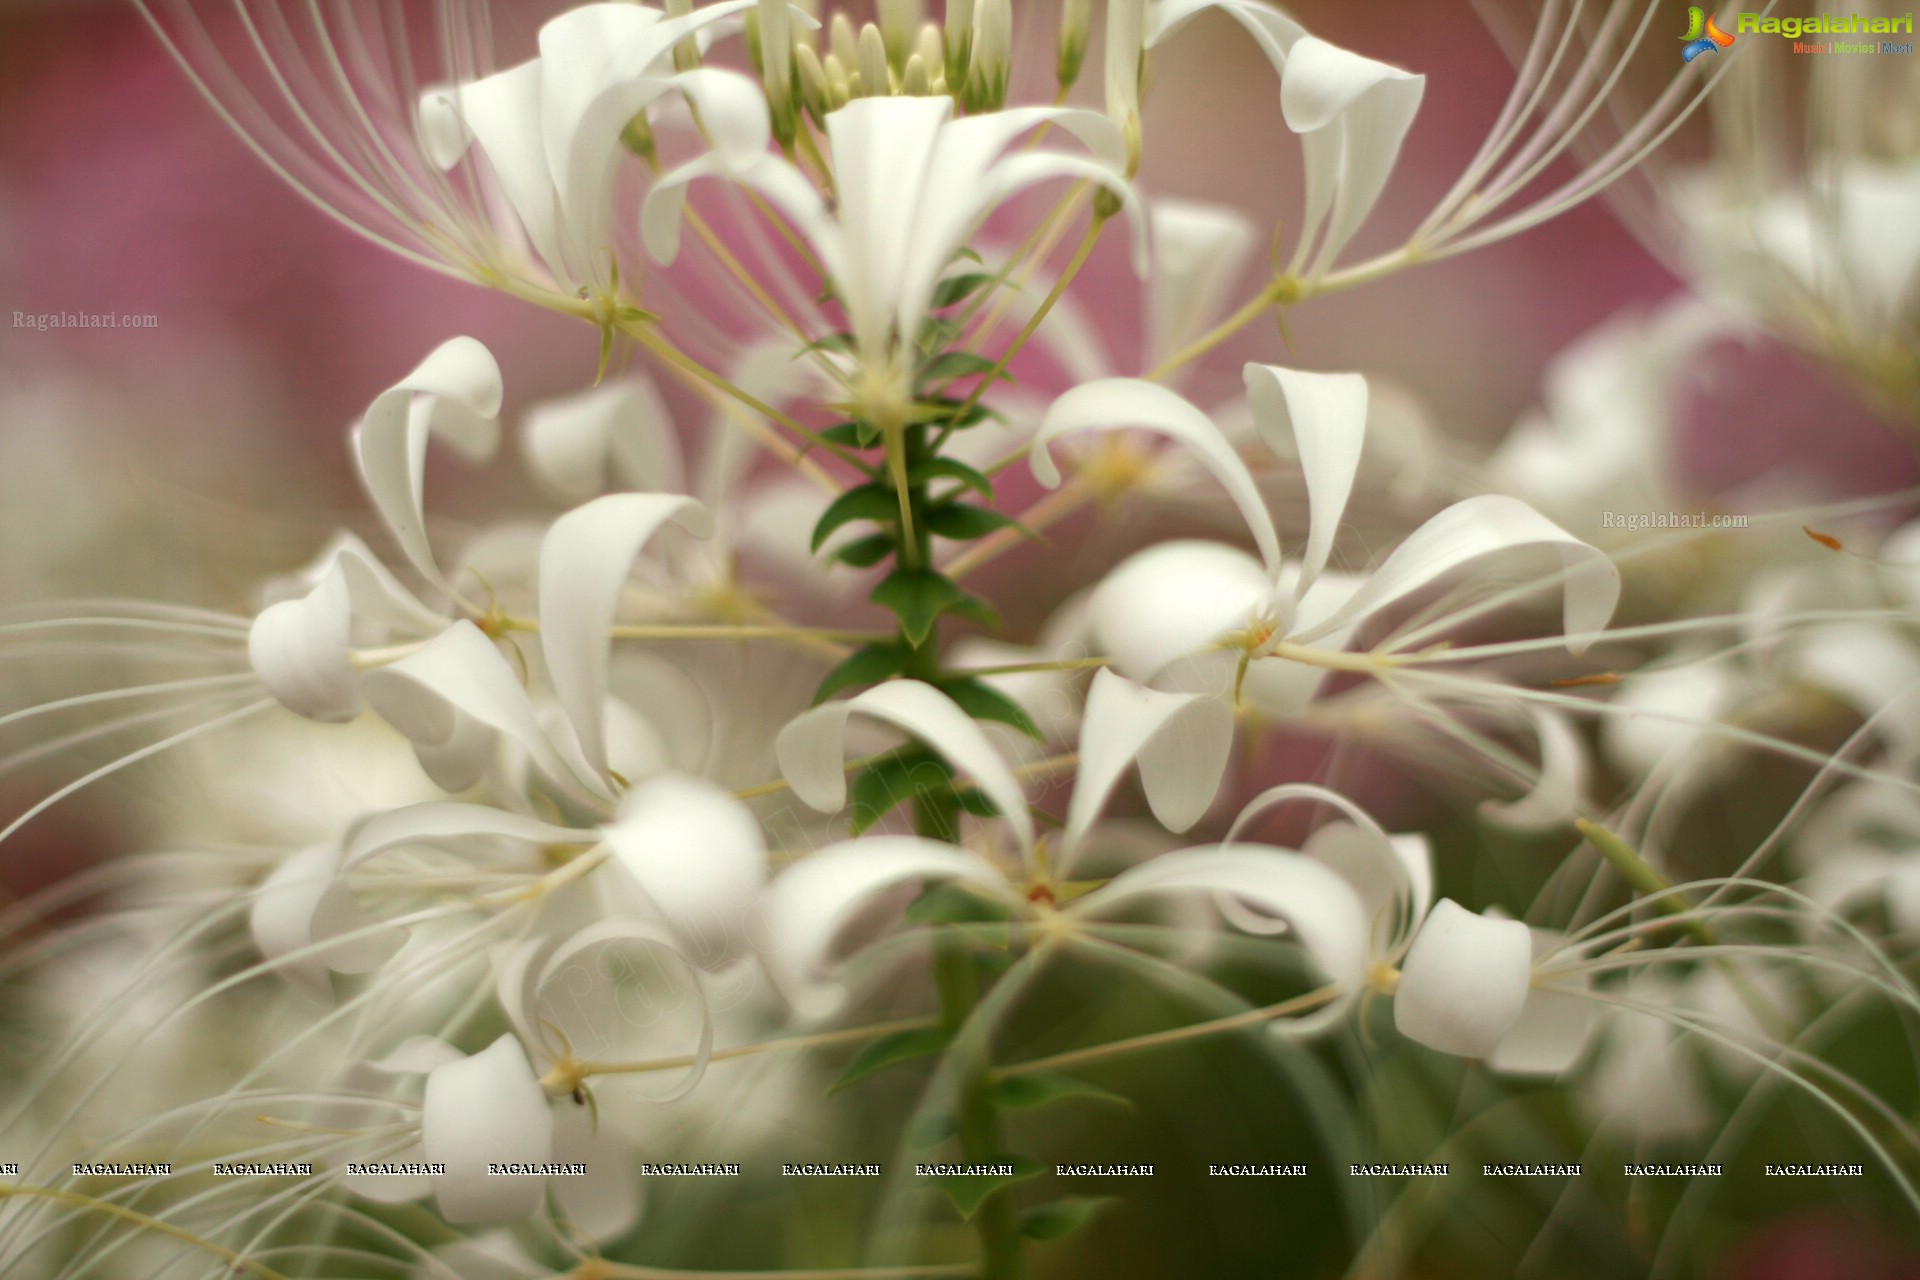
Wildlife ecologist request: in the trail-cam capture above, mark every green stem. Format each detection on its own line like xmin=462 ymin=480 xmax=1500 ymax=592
xmin=933 ymin=931 xmax=1025 ymax=1280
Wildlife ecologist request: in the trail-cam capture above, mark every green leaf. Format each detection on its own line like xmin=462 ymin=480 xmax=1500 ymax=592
xmin=827 ymin=1025 xmax=951 ymax=1094
xmin=931 ymin=272 xmax=997 ymax=310
xmin=848 ymin=749 xmax=956 ymax=834
xmin=813 ymin=643 xmax=912 ymax=705
xmin=869 ymin=569 xmax=962 ymax=647
xmin=917 ymin=396 xmax=1005 ymax=429
xmin=812 ymin=484 xmax=901 ymax=552
xmin=918 ymin=350 xmax=1008 ymax=387
xmin=986 ymin=1073 xmax=1131 ymax=1112
xmin=906 ymin=1109 xmax=957 ymax=1149
xmin=924 ymin=503 xmax=1022 ymax=542
xmin=1018 ymin=1196 xmax=1119 ymax=1241
xmin=938 ymin=1155 xmax=1044 ymax=1221
xmin=829 ymin=532 xmax=895 ymax=569
xmin=819 ymin=420 xmax=882 ymax=449
xmin=907 ymin=456 xmax=994 ymax=500
xmin=799 ymin=331 xmax=855 ymax=356
xmin=938 ymin=677 xmax=1042 ymax=740
xmin=905 ymin=883 xmax=1015 ymax=926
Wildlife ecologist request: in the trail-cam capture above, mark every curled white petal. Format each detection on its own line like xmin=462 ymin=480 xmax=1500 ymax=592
xmin=421 ymin=1035 xmax=554 ymax=1223
xmin=250 ymin=845 xmax=405 ymax=1002
xmin=1487 ymin=933 xmax=1597 ymax=1077
xmin=1032 ymin=379 xmax=1280 ymax=572
xmin=538 ymin=493 xmax=714 ymax=778
xmin=1393 ymin=898 xmax=1533 ymax=1058
xmin=345 ymin=802 xmax=581 ymax=871
xmin=521 ymin=379 xmax=683 ymax=502
xmin=759 ymin=837 xmax=1005 ymax=1017
xmin=1480 ymin=709 xmax=1588 ymax=830
xmin=1064 ymin=669 xmax=1233 ymax=861
xmin=1290 ymin=494 xmax=1621 ymax=654
xmin=1147 ymin=199 xmax=1256 ymax=369
xmin=1243 ymin=363 xmax=1367 ymax=592
xmin=1081 ymin=846 xmax=1371 ymax=989
xmin=362 ymin=621 xmax=600 ymax=797
xmin=776 ymin=681 xmax=1033 ymax=854
xmin=606 ymin=773 xmax=767 ymax=960
xmin=249 ymin=563 xmax=361 ymax=723
xmin=351 ymin=337 xmax=504 ymax=586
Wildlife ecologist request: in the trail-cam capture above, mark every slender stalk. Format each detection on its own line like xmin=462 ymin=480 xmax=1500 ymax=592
xmin=933 ymin=931 xmax=1025 ymax=1280
xmin=566 ymin=1015 xmax=940 ymax=1082
xmin=992 ymin=983 xmax=1343 ymax=1078
xmin=0 ymin=1186 xmax=291 ymax=1280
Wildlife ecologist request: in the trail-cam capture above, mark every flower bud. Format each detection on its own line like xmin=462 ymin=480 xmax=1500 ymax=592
xmin=829 ymin=11 xmax=859 ymax=71
xmin=858 ymin=22 xmax=892 ymax=97
xmin=944 ymin=0 xmax=975 ymax=92
xmin=968 ymin=0 xmax=1010 ymax=111
xmin=756 ymin=0 xmax=797 ymax=143
xmin=795 ymin=42 xmax=832 ymax=125
xmin=1059 ymin=0 xmax=1091 ymax=90
xmin=879 ymin=0 xmax=922 ymax=73
xmin=901 ymin=52 xmax=931 ymax=96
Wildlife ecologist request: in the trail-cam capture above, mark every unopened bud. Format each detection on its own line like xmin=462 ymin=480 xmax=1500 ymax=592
xmin=879 ymin=0 xmax=922 ymax=73
xmin=795 ymin=42 xmax=832 ymax=124
xmin=901 ymin=52 xmax=931 ymax=96
xmin=858 ymin=22 xmax=892 ymax=96
xmin=665 ymin=0 xmax=702 ymax=72
xmin=967 ymin=0 xmax=1010 ymax=111
xmin=823 ymin=53 xmax=853 ymax=109
xmin=756 ymin=0 xmax=797 ymax=145
xmin=1058 ymin=0 xmax=1091 ymax=89
xmin=1092 ymin=184 xmax=1125 ymax=222
xmin=829 ymin=12 xmax=859 ymax=72
xmin=944 ymin=0 xmax=975 ymax=92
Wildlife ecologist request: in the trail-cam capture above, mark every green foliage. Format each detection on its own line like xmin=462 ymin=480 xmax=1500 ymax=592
xmin=869 ymin=569 xmax=997 ymax=648
xmin=1017 ymin=1196 xmax=1119 ymax=1241
xmin=938 ymin=1155 xmax=1044 ymax=1221
xmin=828 ymin=1025 xmax=952 ymax=1094
xmin=986 ymin=1073 xmax=1130 ymax=1112
xmin=937 ymin=677 xmax=1041 ymax=739
xmin=813 ymin=643 xmax=915 ymax=704
xmin=811 ymin=483 xmax=900 ymax=552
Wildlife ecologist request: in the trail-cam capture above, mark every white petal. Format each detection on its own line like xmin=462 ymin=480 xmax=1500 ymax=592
xmin=1600 ymin=655 xmax=1738 ymax=779
xmin=532 ymin=921 xmax=714 ymax=1101
xmin=1280 ymin=36 xmax=1424 ymax=272
xmin=825 ymin=96 xmax=952 ymax=360
xmin=422 ymin=1036 xmax=554 ymax=1224
xmin=605 ymin=773 xmax=767 ymax=960
xmin=642 ymin=150 xmax=835 ymax=270
xmin=775 ymin=680 xmax=1033 ymax=855
xmin=1147 ymin=198 xmax=1256 ymax=368
xmin=249 ymin=562 xmax=361 ymax=723
xmin=362 ymin=621 xmax=601 ymax=797
xmin=351 ymin=337 xmax=504 ymax=585
xmin=1064 ymin=669 xmax=1232 ymax=861
xmin=1220 ymin=782 xmax=1427 ymax=955
xmin=1393 ymin=898 xmax=1533 ymax=1058
xmin=1290 ymin=494 xmax=1621 ymax=654
xmin=414 ymin=1235 xmax=545 ymax=1280
xmin=345 ymin=802 xmax=581 ymax=872
xmin=249 ymin=845 xmax=404 ymax=1002
xmin=1881 ymin=520 xmax=1920 ymax=608
xmin=669 ymin=65 xmax=775 ymax=171
xmin=1081 ymin=846 xmax=1371 ymax=989
xmin=521 ymin=379 xmax=683 ymax=502
xmin=1479 ymin=709 xmax=1588 ymax=831
xmin=1086 ymin=540 xmax=1275 ymax=682
xmin=551 ymin=1104 xmax=643 ymax=1242
xmin=1243 ymin=363 xmax=1367 ymax=592
xmin=759 ymin=837 xmax=1005 ymax=1016
xmin=1791 ymin=623 xmax=1920 ymax=758
xmin=538 ymin=494 xmax=713 ymax=777
xmin=1487 ymin=933 xmax=1597 ymax=1077
xmin=1032 ymin=379 xmax=1280 ymax=572
xmin=371 ymin=1036 xmax=467 ymax=1075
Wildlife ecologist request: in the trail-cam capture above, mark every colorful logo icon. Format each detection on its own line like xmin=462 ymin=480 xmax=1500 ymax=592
xmin=1682 ymin=6 xmax=1736 ymax=60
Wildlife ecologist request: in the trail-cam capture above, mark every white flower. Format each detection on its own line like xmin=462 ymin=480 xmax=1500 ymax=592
xmin=756 ymin=669 xmax=1400 ymax=1018
xmin=642 ymin=94 xmax=1145 ymax=413
xmin=1032 ymin=365 xmax=1621 ymax=689
xmin=1147 ymin=1 xmax=1424 ymax=281
xmin=417 ymin=1 xmax=774 ymax=299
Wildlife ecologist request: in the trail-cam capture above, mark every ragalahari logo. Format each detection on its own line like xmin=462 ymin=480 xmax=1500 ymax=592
xmin=1682 ymin=6 xmax=1737 ymax=59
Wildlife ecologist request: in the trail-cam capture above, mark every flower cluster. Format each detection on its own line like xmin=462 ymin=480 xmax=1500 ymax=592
xmin=4 ymin=2 xmax=1919 ymax=1278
